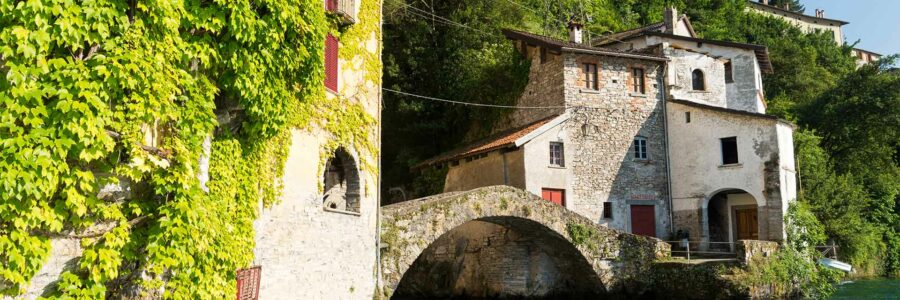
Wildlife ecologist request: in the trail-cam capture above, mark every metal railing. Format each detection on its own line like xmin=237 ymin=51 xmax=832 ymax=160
xmin=815 ymin=244 xmax=840 ymax=259
xmin=664 ymin=240 xmax=740 ymax=262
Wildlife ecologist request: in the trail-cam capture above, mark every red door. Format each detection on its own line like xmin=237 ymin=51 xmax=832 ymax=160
xmin=630 ymin=205 xmax=656 ymax=237
xmin=541 ymin=189 xmax=565 ymax=206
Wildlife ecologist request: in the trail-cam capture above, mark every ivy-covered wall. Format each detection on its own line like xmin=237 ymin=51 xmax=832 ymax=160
xmin=0 ymin=0 xmax=379 ymax=298
xmin=251 ymin=0 xmax=383 ymax=298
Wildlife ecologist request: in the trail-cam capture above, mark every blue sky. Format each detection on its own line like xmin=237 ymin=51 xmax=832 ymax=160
xmin=801 ymin=0 xmax=899 ymax=55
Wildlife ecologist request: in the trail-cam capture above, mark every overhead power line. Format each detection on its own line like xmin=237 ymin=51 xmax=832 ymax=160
xmin=383 ymin=88 xmax=567 ymax=109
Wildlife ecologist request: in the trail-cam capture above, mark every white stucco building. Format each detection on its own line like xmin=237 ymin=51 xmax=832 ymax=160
xmin=746 ymin=0 xmax=882 ymax=67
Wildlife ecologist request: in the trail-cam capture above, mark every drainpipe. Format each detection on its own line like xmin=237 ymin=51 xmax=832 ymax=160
xmin=375 ymin=2 xmax=384 ymax=294
xmin=660 ymin=59 xmax=676 ymax=239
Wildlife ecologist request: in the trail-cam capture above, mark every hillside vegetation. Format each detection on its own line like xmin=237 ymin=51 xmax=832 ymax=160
xmin=382 ymin=0 xmax=899 ymax=279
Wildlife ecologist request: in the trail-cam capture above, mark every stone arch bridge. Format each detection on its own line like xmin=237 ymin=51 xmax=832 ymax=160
xmin=380 ymin=186 xmax=671 ymax=299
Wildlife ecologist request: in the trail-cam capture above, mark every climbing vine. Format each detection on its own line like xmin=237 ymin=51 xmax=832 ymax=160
xmin=0 ymin=0 xmax=379 ymax=298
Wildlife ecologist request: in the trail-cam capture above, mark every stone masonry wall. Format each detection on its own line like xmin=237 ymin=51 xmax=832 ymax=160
xmin=561 ymin=53 xmax=672 ymax=238
xmin=499 ymin=43 xmax=567 ymax=133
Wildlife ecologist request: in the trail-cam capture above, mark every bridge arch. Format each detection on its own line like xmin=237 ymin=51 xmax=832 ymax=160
xmin=380 ymin=186 xmax=670 ymax=298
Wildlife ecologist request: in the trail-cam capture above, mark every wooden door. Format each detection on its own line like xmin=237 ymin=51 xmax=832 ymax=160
xmin=735 ymin=208 xmax=759 ymax=240
xmin=630 ymin=205 xmax=656 ymax=237
xmin=541 ymin=188 xmax=565 ymax=206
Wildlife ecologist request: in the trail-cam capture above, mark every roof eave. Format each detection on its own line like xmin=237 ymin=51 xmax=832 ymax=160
xmin=746 ymin=1 xmax=849 ymax=25
xmin=560 ymin=47 xmax=669 ymax=62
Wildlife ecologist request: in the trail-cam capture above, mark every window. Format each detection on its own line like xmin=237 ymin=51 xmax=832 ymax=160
xmin=602 ymin=202 xmax=614 ymax=219
xmin=583 ymin=63 xmax=598 ymax=90
xmin=721 ymin=137 xmax=739 ymax=165
xmin=541 ymin=188 xmax=565 ymax=206
xmin=724 ymin=61 xmax=734 ymax=83
xmin=323 ymin=148 xmax=361 ymax=213
xmin=633 ymin=137 xmax=648 ymax=160
xmin=324 ymin=34 xmax=339 ymax=92
xmin=540 ymin=47 xmax=547 ymax=64
xmin=631 ymin=68 xmax=645 ymax=94
xmin=549 ymin=142 xmax=565 ymax=167
xmin=685 ymin=111 xmax=691 ymax=123
xmin=692 ymin=69 xmax=705 ymax=91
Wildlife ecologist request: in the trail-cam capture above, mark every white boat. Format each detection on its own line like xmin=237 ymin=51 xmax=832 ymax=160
xmin=818 ymin=258 xmax=853 ymax=272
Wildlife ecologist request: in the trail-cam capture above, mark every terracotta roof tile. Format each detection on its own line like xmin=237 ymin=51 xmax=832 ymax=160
xmin=414 ymin=117 xmax=557 ymax=169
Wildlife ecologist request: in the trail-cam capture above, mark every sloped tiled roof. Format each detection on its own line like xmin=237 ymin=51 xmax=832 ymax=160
xmin=414 ymin=117 xmax=557 ymax=169
xmin=502 ymin=29 xmax=669 ymax=61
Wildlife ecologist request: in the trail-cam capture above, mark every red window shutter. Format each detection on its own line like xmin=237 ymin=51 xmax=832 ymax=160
xmin=541 ymin=189 xmax=565 ymax=206
xmin=236 ymin=266 xmax=262 ymax=300
xmin=325 ymin=0 xmax=336 ymax=11
xmin=324 ymin=34 xmax=339 ymax=92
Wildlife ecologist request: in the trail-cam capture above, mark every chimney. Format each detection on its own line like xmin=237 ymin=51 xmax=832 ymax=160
xmin=815 ymin=9 xmax=825 ymax=18
xmin=567 ymin=20 xmax=584 ymax=44
xmin=664 ymin=7 xmax=677 ymax=34
xmin=758 ymin=0 xmax=769 ymax=5
xmin=784 ymin=3 xmax=790 ymax=10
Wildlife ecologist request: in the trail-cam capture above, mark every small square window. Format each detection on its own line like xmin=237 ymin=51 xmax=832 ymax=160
xmin=602 ymin=202 xmax=613 ymax=219
xmin=550 ymin=142 xmax=565 ymax=167
xmin=721 ymin=137 xmax=739 ymax=165
xmin=685 ymin=111 xmax=691 ymax=123
xmin=633 ymin=137 xmax=648 ymax=160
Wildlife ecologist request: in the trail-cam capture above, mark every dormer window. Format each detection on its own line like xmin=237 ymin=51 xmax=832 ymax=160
xmin=692 ymin=69 xmax=705 ymax=91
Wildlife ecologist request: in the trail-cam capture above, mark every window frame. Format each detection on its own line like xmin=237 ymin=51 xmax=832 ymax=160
xmin=602 ymin=202 xmax=614 ymax=219
xmin=724 ymin=60 xmax=734 ymax=83
xmin=691 ymin=69 xmax=705 ymax=91
xmin=583 ymin=63 xmax=598 ymax=90
xmin=633 ymin=136 xmax=648 ymax=160
xmin=549 ymin=141 xmax=565 ymax=167
xmin=631 ymin=67 xmax=646 ymax=94
xmin=720 ymin=136 xmax=739 ymax=165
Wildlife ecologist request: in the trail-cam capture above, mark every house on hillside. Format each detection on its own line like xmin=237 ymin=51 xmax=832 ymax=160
xmin=417 ymin=8 xmax=798 ymax=247
xmin=747 ymin=0 xmax=882 ymax=67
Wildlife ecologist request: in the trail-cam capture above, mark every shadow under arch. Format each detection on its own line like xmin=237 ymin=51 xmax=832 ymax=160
xmin=392 ymin=216 xmax=606 ymax=299
xmin=701 ymin=188 xmax=765 ymax=249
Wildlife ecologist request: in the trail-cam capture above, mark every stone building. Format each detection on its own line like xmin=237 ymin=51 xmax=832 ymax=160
xmin=747 ymin=0 xmax=882 ymax=67
xmin=251 ymin=0 xmax=382 ymax=298
xmin=418 ymin=23 xmax=673 ymax=238
xmin=419 ymin=8 xmax=798 ymax=246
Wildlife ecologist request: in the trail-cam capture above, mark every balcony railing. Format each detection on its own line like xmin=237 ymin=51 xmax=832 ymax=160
xmin=326 ymin=0 xmax=357 ymax=24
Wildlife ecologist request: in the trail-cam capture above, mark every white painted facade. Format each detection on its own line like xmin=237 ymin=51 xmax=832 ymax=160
xmin=746 ymin=1 xmax=846 ymax=45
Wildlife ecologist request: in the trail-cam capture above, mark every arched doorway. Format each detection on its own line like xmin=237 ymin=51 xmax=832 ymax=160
xmin=703 ymin=189 xmax=761 ymax=251
xmin=392 ymin=217 xmax=605 ymax=299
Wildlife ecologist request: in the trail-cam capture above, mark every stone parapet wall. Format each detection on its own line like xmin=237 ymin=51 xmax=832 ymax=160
xmin=735 ymin=240 xmax=779 ymax=264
